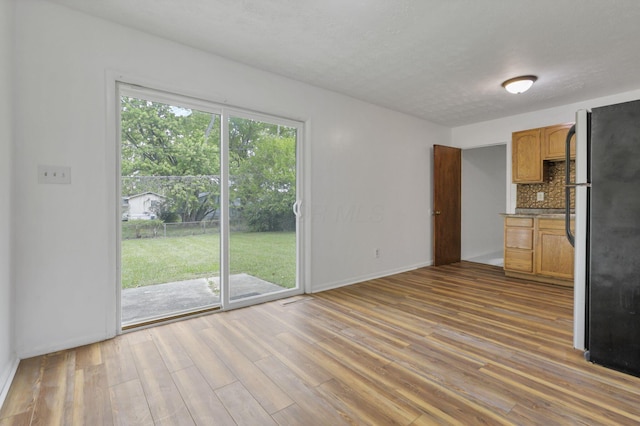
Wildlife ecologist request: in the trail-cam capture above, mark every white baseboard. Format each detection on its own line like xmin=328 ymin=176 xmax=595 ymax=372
xmin=0 ymin=356 xmax=20 ymax=410
xmin=311 ymin=261 xmax=432 ymax=294
xmin=17 ymin=330 xmax=114 ymax=360
xmin=462 ymin=250 xmax=504 ymax=267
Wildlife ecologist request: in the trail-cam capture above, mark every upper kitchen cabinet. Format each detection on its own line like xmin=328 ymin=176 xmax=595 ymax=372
xmin=512 ymin=128 xmax=543 ymax=183
xmin=512 ymin=122 xmax=576 ymax=183
xmin=543 ymin=123 xmax=576 ymax=161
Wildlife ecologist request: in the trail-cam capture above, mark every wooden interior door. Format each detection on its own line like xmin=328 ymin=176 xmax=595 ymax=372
xmin=433 ymin=145 xmax=461 ymax=266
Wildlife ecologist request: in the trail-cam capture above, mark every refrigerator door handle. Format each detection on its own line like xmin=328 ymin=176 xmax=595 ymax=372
xmin=565 ymin=124 xmax=576 ymax=247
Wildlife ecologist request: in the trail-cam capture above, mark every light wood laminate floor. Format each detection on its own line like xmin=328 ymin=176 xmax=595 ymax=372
xmin=2 ymin=262 xmax=640 ymax=425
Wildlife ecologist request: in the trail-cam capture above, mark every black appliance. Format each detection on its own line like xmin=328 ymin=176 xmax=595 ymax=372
xmin=566 ymin=99 xmax=640 ymax=377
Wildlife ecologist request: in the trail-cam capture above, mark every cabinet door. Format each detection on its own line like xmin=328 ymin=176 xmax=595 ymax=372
xmin=512 ymin=129 xmax=543 ymax=183
xmin=543 ymin=123 xmax=575 ymax=161
xmin=536 ymin=228 xmax=574 ymax=280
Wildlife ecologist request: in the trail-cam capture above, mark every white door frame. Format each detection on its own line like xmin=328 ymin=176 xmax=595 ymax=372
xmin=111 ymin=79 xmax=307 ymax=333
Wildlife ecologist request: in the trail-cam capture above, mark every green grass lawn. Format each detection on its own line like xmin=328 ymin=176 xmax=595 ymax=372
xmin=121 ymin=232 xmax=295 ymax=289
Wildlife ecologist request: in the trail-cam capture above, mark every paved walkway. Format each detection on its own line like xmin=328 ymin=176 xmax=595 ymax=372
xmin=122 ymin=273 xmax=284 ymax=325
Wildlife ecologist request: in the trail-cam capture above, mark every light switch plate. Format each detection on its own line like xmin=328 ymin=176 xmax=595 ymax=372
xmin=536 ymin=191 xmax=544 ymax=201
xmin=38 ymin=165 xmax=71 ymax=184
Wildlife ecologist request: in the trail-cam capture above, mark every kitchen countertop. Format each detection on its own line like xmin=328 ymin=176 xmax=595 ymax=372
xmin=515 ymin=208 xmax=571 ymax=215
xmin=501 ymin=210 xmax=575 ymax=219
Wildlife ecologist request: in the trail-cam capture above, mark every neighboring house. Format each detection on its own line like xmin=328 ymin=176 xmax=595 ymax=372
xmin=121 ymin=197 xmax=129 ymax=221
xmin=122 ymin=192 xmax=166 ymax=220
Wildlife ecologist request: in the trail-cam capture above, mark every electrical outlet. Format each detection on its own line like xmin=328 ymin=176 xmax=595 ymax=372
xmin=536 ymin=192 xmax=544 ymax=201
xmin=38 ymin=165 xmax=71 ymax=184
xmin=375 ymin=248 xmax=380 ymax=258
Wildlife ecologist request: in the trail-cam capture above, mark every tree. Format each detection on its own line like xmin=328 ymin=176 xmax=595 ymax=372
xmin=232 ymin=134 xmax=296 ymax=231
xmin=121 ymin=99 xmax=297 ymax=229
xmin=120 ymin=97 xmax=221 ymax=223
xmin=228 ymin=118 xmax=296 ymax=169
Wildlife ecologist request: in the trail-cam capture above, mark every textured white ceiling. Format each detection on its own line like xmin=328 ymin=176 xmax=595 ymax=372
xmin=46 ymin=0 xmax=640 ymax=126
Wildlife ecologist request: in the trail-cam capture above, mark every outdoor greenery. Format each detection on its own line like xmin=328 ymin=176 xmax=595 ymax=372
xmin=121 ymin=97 xmax=221 ymax=223
xmin=120 ymin=96 xmax=297 ymax=230
xmin=121 ymin=219 xmax=164 ymax=239
xmin=120 ymin=232 xmax=296 ymax=289
xmin=121 ymin=219 xmax=219 ymax=240
xmin=233 ymin=134 xmax=297 ymax=231
xmin=120 ymin=95 xmax=298 ymax=294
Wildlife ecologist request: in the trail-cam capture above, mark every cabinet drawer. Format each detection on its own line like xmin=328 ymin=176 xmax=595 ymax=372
xmin=505 ymin=249 xmax=533 ymax=273
xmin=538 ymin=218 xmax=574 ymax=230
xmin=505 ymin=217 xmax=534 ymax=228
xmin=505 ymin=228 xmax=533 ymax=250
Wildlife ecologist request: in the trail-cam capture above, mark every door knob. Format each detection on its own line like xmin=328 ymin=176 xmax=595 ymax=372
xmin=433 ymin=210 xmax=441 ymax=215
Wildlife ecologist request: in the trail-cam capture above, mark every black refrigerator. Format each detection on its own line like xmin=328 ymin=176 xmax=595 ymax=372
xmin=567 ymin=99 xmax=640 ymax=377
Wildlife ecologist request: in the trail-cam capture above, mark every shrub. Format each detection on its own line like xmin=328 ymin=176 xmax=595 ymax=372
xmin=122 ymin=219 xmax=164 ymax=239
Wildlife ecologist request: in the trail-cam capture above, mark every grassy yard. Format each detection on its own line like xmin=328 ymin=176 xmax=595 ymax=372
xmin=121 ymin=232 xmax=295 ymax=289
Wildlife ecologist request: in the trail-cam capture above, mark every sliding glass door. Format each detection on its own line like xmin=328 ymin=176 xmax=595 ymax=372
xmin=119 ymin=87 xmax=223 ymax=327
xmin=118 ymin=85 xmax=302 ymax=327
xmin=225 ymin=114 xmax=299 ymax=305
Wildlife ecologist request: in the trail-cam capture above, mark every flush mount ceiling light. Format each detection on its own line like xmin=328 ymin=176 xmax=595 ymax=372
xmin=502 ymin=75 xmax=538 ymax=94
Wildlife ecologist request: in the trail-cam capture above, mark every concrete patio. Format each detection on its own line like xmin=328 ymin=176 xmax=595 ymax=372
xmin=121 ymin=273 xmax=285 ymax=325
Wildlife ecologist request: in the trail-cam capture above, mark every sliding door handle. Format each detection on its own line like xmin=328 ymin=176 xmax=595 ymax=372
xmin=292 ymin=201 xmax=301 ymax=217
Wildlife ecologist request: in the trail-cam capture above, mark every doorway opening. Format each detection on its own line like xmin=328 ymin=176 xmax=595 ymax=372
xmin=461 ymin=144 xmax=507 ymax=266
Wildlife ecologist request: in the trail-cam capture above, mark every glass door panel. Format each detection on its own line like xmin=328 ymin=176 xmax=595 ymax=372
xmin=227 ymin=116 xmax=299 ymax=302
xmin=120 ymin=90 xmax=222 ymax=327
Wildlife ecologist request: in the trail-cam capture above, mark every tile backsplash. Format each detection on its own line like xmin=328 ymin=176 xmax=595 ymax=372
xmin=517 ymin=161 xmax=575 ymax=209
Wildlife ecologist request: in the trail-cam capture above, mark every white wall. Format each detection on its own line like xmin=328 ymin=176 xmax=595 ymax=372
xmin=0 ymin=0 xmax=17 ymax=407
xmin=461 ymin=145 xmax=506 ymax=262
xmin=13 ymin=0 xmax=450 ymax=357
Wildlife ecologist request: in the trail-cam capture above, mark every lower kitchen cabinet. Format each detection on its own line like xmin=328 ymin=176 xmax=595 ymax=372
xmin=536 ymin=219 xmax=575 ymax=281
xmin=504 ymin=217 xmax=534 ymax=273
xmin=503 ymin=215 xmax=574 ymax=286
